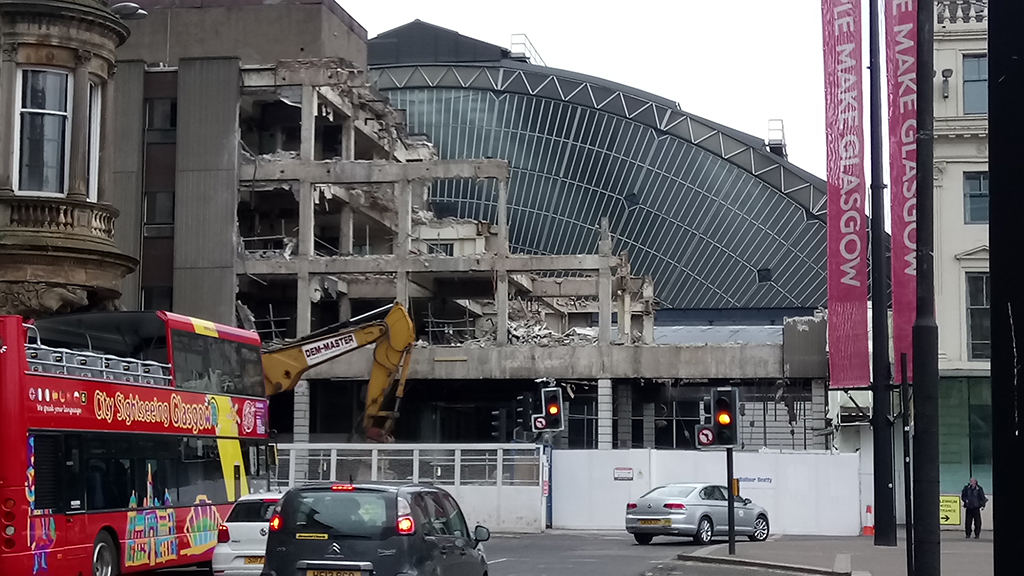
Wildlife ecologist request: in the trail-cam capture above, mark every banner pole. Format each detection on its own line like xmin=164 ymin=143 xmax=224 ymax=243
xmin=869 ymin=0 xmax=896 ymax=547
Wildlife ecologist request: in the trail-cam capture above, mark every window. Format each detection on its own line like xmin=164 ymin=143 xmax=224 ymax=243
xmin=641 ymin=485 xmax=696 ymax=500
xmin=964 ymin=55 xmax=988 ymax=115
xmin=87 ymin=82 xmax=101 ymax=201
xmin=170 ymin=330 xmax=265 ymax=398
xmin=281 ymin=490 xmax=391 ymax=538
xmin=964 ymin=172 xmax=989 ymax=224
xmin=141 ymin=286 xmax=173 ymax=312
xmin=438 ymin=492 xmax=470 ymax=538
xmin=16 ymin=69 xmax=70 ymax=195
xmin=145 ymin=190 xmax=175 ymax=224
xmin=30 ymin=432 xmax=268 ymax=513
xmin=226 ymin=499 xmax=279 ymax=523
xmin=966 ymin=272 xmax=991 ymax=360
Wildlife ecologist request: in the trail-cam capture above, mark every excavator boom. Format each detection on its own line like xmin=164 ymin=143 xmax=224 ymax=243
xmin=261 ymin=302 xmax=416 ymax=441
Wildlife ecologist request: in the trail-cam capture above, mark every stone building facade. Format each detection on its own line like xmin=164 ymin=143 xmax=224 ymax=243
xmin=0 ymin=0 xmax=137 ymax=317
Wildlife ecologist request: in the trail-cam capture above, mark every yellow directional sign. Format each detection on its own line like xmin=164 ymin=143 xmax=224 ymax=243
xmin=940 ymin=495 xmax=962 ymax=526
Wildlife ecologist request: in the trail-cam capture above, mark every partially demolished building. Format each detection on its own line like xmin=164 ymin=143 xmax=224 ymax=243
xmin=111 ymin=0 xmax=832 ymax=450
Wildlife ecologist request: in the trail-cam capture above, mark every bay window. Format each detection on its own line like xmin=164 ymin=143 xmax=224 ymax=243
xmin=16 ymin=68 xmax=70 ymax=195
xmin=14 ymin=67 xmax=103 ymax=200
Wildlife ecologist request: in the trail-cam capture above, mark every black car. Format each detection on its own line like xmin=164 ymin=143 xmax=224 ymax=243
xmin=261 ymin=482 xmax=491 ymax=576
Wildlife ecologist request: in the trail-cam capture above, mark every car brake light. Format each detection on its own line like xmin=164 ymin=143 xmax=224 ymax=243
xmin=397 ymin=516 xmax=415 ymax=535
xmin=664 ymin=503 xmax=686 ymax=511
xmin=626 ymin=503 xmax=637 ymax=510
xmin=217 ymin=524 xmax=230 ymax=544
xmin=331 ymin=484 xmax=355 ymax=491
xmin=269 ymin=513 xmax=283 ymax=532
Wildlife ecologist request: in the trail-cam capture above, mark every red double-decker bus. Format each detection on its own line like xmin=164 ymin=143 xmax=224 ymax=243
xmin=0 ymin=311 xmax=272 ymax=576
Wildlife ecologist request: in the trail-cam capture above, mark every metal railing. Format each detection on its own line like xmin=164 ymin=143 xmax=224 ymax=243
xmin=270 ymin=443 xmax=543 ymax=490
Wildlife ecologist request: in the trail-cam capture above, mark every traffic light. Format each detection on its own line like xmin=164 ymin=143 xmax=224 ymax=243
xmin=490 ymin=408 xmax=508 ymax=441
xmin=515 ymin=393 xmax=536 ymax=431
xmin=538 ymin=387 xmax=564 ymax=432
xmin=711 ymin=387 xmax=739 ymax=446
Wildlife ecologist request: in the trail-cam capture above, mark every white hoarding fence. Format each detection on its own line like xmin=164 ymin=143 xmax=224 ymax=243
xmin=551 ymin=449 xmax=862 ymax=537
xmin=270 ymin=443 xmax=546 ymax=533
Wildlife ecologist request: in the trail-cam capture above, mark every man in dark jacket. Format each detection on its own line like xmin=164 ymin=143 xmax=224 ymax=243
xmin=962 ymin=478 xmax=988 ymax=539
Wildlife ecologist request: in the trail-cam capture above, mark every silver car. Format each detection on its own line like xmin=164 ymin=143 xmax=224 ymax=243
xmin=624 ymin=483 xmax=770 ymax=545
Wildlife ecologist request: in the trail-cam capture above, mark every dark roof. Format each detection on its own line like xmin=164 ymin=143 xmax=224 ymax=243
xmin=369 ymin=19 xmax=510 ymax=66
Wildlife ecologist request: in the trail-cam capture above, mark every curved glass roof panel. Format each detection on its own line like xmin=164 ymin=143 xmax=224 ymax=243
xmin=372 ymin=64 xmax=828 ymax=310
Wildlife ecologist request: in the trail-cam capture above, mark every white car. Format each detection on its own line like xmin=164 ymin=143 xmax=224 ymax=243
xmin=213 ymin=491 xmax=285 ymax=575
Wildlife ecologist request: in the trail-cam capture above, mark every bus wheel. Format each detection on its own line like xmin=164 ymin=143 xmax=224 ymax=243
xmin=92 ymin=531 xmax=119 ymax=576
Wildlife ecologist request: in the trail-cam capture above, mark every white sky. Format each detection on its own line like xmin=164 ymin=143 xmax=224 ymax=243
xmin=344 ymin=0 xmax=889 ymax=216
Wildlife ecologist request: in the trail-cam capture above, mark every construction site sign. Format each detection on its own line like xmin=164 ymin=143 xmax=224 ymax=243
xmin=939 ymin=495 xmax=961 ymax=525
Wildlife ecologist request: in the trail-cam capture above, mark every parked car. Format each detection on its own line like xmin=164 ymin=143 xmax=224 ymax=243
xmin=213 ymin=491 xmax=286 ymax=575
xmin=625 ymin=483 xmax=770 ymax=545
xmin=261 ymin=482 xmax=490 ymax=576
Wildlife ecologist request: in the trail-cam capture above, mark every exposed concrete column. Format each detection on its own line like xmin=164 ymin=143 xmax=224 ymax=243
xmin=599 ymin=269 xmax=613 ymax=345
xmin=338 ymin=295 xmax=352 ymax=323
xmin=598 ymin=217 xmax=612 ymax=345
xmin=618 ymin=283 xmax=632 ymax=344
xmin=497 ymin=177 xmax=509 ymax=256
xmin=68 ymin=51 xmax=92 ymax=200
xmin=300 ymin=85 xmax=316 ymax=161
xmin=339 ymin=203 xmax=354 ymax=255
xmin=396 ymin=179 xmax=411 ymax=305
xmin=643 ymin=403 xmax=656 ymax=448
xmin=0 ymin=43 xmax=17 ymax=195
xmin=98 ymin=72 xmax=114 ymax=204
xmin=341 ymin=116 xmax=355 ymax=161
xmin=292 ymin=380 xmax=311 ymax=481
xmin=642 ymin=279 xmax=655 ymax=344
xmin=497 ymin=271 xmax=509 ymax=345
xmin=297 ymin=180 xmax=314 ymax=337
xmin=616 ymin=383 xmax=632 ymax=449
xmin=597 ymin=378 xmax=613 ymax=449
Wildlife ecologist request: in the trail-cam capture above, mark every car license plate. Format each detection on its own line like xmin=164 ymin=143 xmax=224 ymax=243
xmin=244 ymin=556 xmax=265 ymax=565
xmin=639 ymin=519 xmax=670 ymax=526
xmin=305 ymin=571 xmax=363 ymax=576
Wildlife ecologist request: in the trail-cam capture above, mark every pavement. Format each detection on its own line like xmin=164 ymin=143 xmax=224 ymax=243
xmin=138 ymin=529 xmax=993 ymax=576
xmin=676 ymin=530 xmax=993 ymax=576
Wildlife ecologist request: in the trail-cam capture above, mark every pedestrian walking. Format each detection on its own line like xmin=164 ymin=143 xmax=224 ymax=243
xmin=961 ymin=477 xmax=987 ymax=539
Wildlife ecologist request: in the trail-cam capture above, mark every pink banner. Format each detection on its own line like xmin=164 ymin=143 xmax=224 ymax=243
xmin=886 ymin=0 xmax=918 ymax=383
xmin=822 ymin=0 xmax=870 ymax=388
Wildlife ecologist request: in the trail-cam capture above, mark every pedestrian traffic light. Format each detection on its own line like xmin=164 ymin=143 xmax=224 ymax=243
xmin=490 ymin=408 xmax=508 ymax=441
xmin=539 ymin=387 xmax=564 ymax=432
xmin=712 ymin=387 xmax=739 ymax=446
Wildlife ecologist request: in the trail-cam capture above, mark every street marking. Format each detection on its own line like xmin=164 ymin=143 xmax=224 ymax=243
xmin=834 ymin=553 xmax=852 ymax=573
xmin=692 ymin=543 xmax=727 ymax=557
xmin=489 ymin=558 xmax=508 ymax=564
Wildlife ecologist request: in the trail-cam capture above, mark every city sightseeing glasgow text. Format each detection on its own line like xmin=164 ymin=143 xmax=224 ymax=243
xmin=93 ymin=391 xmax=215 ymax=433
xmin=833 ymin=3 xmax=865 ymax=288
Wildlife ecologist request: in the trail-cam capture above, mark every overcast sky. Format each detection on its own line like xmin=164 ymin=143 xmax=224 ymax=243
xmin=345 ymin=0 xmax=891 ymax=196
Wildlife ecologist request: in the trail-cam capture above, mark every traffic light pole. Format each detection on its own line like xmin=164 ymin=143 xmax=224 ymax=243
xmin=990 ymin=2 xmax=1024 ymax=573
xmin=727 ymin=446 xmax=736 ymax=555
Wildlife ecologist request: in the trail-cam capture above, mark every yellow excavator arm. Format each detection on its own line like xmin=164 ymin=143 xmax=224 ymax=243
xmin=261 ymin=302 xmax=416 ymax=442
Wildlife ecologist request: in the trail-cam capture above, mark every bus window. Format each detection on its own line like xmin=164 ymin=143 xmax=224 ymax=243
xmin=177 ymin=437 xmax=228 ymax=504
xmin=62 ymin=435 xmax=85 ymax=513
xmin=170 ymin=330 xmax=264 ymax=398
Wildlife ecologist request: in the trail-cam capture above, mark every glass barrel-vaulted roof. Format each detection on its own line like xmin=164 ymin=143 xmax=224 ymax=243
xmin=368 ymin=21 xmax=829 ymax=310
